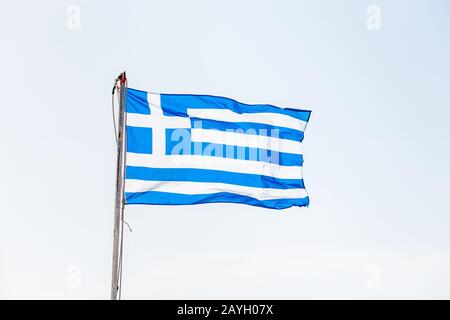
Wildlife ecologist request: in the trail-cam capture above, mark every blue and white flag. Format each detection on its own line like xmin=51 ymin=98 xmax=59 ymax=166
xmin=124 ymin=88 xmax=311 ymax=209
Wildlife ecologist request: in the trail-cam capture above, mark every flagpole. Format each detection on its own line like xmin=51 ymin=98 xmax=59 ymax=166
xmin=111 ymin=72 xmax=127 ymax=300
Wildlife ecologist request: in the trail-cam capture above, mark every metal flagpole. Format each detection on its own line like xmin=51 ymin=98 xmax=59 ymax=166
xmin=111 ymin=72 xmax=127 ymax=300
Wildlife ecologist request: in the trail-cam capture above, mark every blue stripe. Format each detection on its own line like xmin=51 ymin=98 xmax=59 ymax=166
xmin=125 ymin=191 xmax=309 ymax=209
xmin=126 ymin=166 xmax=304 ymax=189
xmin=126 ymin=88 xmax=150 ymax=114
xmin=191 ymin=118 xmax=305 ymax=141
xmin=126 ymin=126 xmax=152 ymax=154
xmin=125 ymin=87 xmax=311 ymax=124
xmin=160 ymin=93 xmax=311 ymax=122
xmin=165 ymin=128 xmax=303 ymax=166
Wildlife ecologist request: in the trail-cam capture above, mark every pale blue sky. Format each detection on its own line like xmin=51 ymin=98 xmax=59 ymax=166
xmin=1 ymin=0 xmax=450 ymax=299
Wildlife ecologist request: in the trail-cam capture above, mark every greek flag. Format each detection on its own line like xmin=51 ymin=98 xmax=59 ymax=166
xmin=124 ymin=88 xmax=311 ymax=209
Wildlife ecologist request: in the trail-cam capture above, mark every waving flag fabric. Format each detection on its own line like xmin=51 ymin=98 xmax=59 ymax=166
xmin=124 ymin=88 xmax=311 ymax=209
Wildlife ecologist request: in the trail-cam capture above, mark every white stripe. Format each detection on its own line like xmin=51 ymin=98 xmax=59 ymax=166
xmin=191 ymin=129 xmax=302 ymax=154
xmin=124 ymin=180 xmax=307 ymax=200
xmin=147 ymin=93 xmax=162 ymax=112
xmin=187 ymin=108 xmax=307 ymax=131
xmin=126 ymin=153 xmax=302 ymax=179
xmin=126 ymin=113 xmax=190 ymax=128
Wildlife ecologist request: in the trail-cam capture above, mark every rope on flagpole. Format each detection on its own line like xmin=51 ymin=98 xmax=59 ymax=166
xmin=111 ymin=76 xmax=121 ymax=146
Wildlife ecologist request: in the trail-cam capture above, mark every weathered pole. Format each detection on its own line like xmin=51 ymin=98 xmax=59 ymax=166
xmin=111 ymin=72 xmax=126 ymax=300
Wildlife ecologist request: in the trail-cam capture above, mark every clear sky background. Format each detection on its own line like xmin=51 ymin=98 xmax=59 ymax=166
xmin=1 ymin=0 xmax=450 ymax=299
